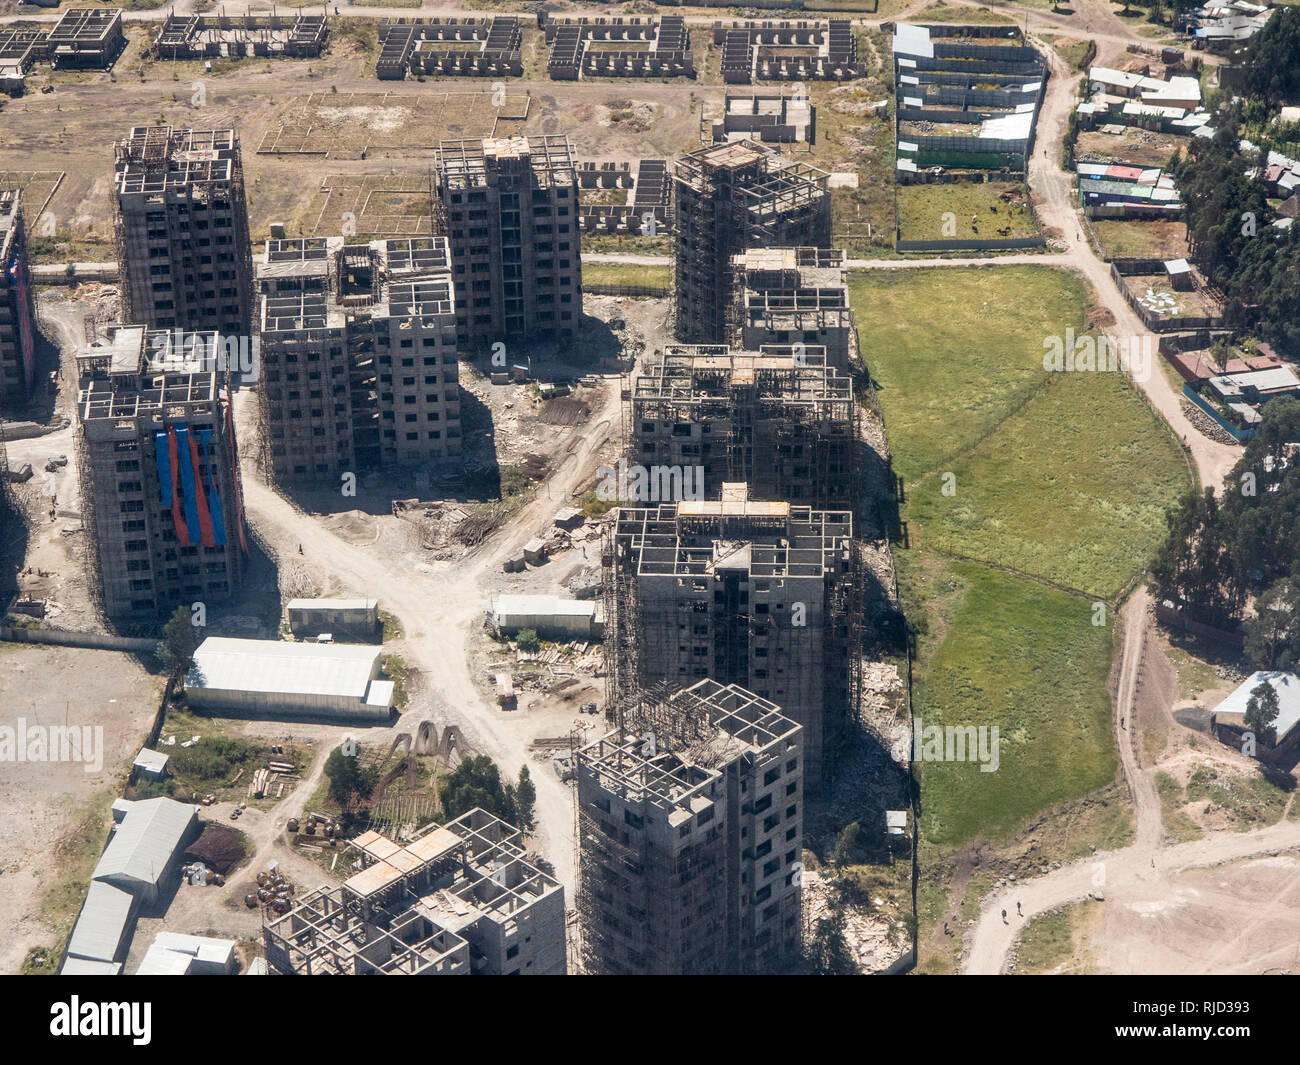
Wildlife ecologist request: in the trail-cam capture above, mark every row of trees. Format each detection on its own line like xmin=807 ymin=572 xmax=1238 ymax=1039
xmin=324 ymin=747 xmax=537 ymax=832
xmin=1150 ymin=398 xmax=1300 ymax=670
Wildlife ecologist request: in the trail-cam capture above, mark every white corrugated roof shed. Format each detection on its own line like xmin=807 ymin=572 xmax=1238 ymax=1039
xmin=892 ymin=23 xmax=933 ymax=58
xmin=137 ymin=932 xmax=236 ymax=976
xmin=1212 ymin=672 xmax=1300 ymax=741
xmin=65 ymin=881 xmax=136 ymax=964
xmin=93 ymin=797 xmax=196 ymax=889
xmin=133 ymin=747 xmax=169 ymax=775
xmin=60 ymin=957 xmax=122 ymax=976
xmin=286 ymin=598 xmax=378 ymax=611
xmin=493 ymin=595 xmax=596 ymax=619
xmin=189 ymin=637 xmax=382 ymax=699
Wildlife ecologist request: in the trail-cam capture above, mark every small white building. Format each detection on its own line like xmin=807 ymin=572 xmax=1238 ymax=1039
xmin=186 ymin=637 xmax=395 ymax=721
xmin=132 ymin=747 xmax=170 ymax=779
xmin=489 ymin=594 xmax=601 ymax=641
xmin=136 ymin=932 xmax=237 ymax=976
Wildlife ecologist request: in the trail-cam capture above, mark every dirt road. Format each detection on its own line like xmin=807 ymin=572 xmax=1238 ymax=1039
xmin=234 ymin=377 xmax=621 ymax=893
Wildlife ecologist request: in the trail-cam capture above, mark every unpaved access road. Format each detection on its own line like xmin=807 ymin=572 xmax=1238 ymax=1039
xmin=233 ymin=375 xmax=622 ymax=893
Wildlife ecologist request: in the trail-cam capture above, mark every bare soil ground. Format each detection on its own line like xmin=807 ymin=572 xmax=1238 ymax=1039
xmin=0 ymin=644 xmax=163 ymax=973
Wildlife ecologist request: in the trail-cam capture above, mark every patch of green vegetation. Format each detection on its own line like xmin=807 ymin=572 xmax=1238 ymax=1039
xmin=909 ymin=1 xmax=1018 ymax=23
xmin=379 ymin=610 xmax=403 ymax=641
xmin=896 ymin=181 xmax=1036 ymax=243
xmin=908 ymin=369 xmax=1188 ymax=598
xmin=911 ymin=559 xmax=1118 ymax=845
xmin=584 ymin=263 xmax=671 ymax=289
xmin=581 ymin=233 xmax=671 ymax=255
xmin=1155 ymin=771 xmax=1204 ymax=841
xmin=1185 ymin=765 xmax=1292 ymax=829
xmin=383 ymin=654 xmax=411 ymax=710
xmin=851 ymin=266 xmax=1090 ymax=483
xmin=29 ymin=791 xmax=118 ymax=972
xmin=1015 ymin=901 xmax=1099 ymax=974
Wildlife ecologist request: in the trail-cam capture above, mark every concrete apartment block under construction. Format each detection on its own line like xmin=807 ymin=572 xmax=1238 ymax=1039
xmin=0 ymin=189 xmax=37 ymax=402
xmin=576 ymin=679 xmax=803 ymax=974
xmin=75 ymin=325 xmax=247 ymax=619
xmin=262 ymin=809 xmax=565 ymax=975
xmin=732 ymin=247 xmax=854 ymax=370
xmin=673 ymin=141 xmax=830 ymax=344
xmin=114 ymin=126 xmax=254 ymax=337
xmin=604 ymin=483 xmax=859 ymax=786
xmin=630 ymin=344 xmax=856 ymax=509
xmin=435 ymin=136 xmax=582 ymax=349
xmin=255 ymin=236 xmax=462 ymax=486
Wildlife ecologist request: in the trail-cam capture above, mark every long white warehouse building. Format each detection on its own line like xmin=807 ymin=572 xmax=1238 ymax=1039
xmin=186 ymin=637 xmax=395 ymax=721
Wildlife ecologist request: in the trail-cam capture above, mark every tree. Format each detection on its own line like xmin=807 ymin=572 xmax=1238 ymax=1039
xmin=1244 ymin=580 xmax=1299 ymax=671
xmin=833 ymin=821 xmax=862 ymax=867
xmin=515 ymin=765 xmax=537 ymax=832
xmin=438 ymin=755 xmax=517 ymax=823
xmin=806 ymin=906 xmax=858 ymax=975
xmin=515 ymin=628 xmax=540 ymax=653
xmin=325 ymin=745 xmax=376 ymax=812
xmin=156 ymin=604 xmax=197 ymax=681
xmin=1245 ymin=680 xmax=1281 ymax=746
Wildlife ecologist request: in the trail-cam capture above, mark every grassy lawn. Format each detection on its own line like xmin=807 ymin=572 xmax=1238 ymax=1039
xmin=584 ymin=263 xmax=672 ymax=289
xmin=1092 ymin=219 xmax=1189 ymax=261
xmin=857 ymin=264 xmax=1191 ymax=854
xmin=907 ymin=557 xmax=1118 ymax=845
xmin=908 ymin=1 xmax=1019 ymax=22
xmin=1015 ymin=901 xmax=1101 ymax=974
xmin=897 ymin=181 xmax=1037 ymax=243
xmin=908 ymin=369 xmax=1188 ymax=598
xmin=851 ymin=265 xmax=1090 ymax=483
xmin=1043 ymin=35 xmax=1094 ymax=74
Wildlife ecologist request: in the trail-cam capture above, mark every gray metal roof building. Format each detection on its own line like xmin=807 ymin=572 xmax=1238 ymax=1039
xmin=187 ymin=636 xmax=395 ymax=721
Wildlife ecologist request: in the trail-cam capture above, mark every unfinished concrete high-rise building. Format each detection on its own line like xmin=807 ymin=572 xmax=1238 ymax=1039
xmin=674 ymin=141 xmax=829 ymax=344
xmin=435 ymin=136 xmax=582 ymax=349
xmin=604 ymin=483 xmax=859 ymax=786
xmin=576 ymin=679 xmax=803 ymax=974
xmin=0 ymin=189 xmax=37 ymax=403
xmin=75 ymin=325 xmax=247 ymax=620
xmin=630 ymin=344 xmax=856 ymax=509
xmin=114 ymin=126 xmax=254 ymax=337
xmin=731 ymin=247 xmax=854 ymax=370
xmin=262 ymin=808 xmax=566 ymax=975
xmin=255 ymin=236 xmax=463 ymax=487
xmin=256 ymin=236 xmax=355 ymax=484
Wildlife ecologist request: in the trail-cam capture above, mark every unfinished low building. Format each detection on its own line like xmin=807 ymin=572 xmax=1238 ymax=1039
xmin=674 ymin=142 xmax=829 ymax=344
xmin=376 ymin=17 xmax=522 ymax=79
xmin=732 ymin=247 xmax=853 ymax=369
xmin=256 ymin=235 xmax=462 ymax=487
xmin=711 ymin=91 xmax=815 ymax=146
xmin=631 ymin=344 xmax=855 ymax=508
xmin=46 ymin=8 xmax=125 ymax=69
xmin=716 ymin=18 xmax=864 ymax=85
xmin=605 ymin=483 xmax=859 ymax=786
xmin=436 ymin=136 xmax=582 ymax=348
xmin=0 ymin=189 xmax=37 ymax=402
xmin=75 ymin=325 xmax=248 ymax=620
xmin=578 ymin=159 xmax=672 ymax=236
xmin=114 ymin=126 xmax=254 ymax=337
xmin=263 ymin=809 xmax=566 ymax=975
xmin=577 ymin=679 xmax=803 ymax=974
xmin=542 ymin=14 xmax=693 ymax=80
xmin=153 ymin=12 xmax=328 ymax=60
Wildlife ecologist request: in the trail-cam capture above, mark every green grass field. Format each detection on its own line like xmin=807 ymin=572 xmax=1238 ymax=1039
xmin=584 ymin=263 xmax=672 ymax=289
xmin=896 ymin=182 xmax=1037 ymax=244
xmin=851 ymin=266 xmax=1089 ymax=483
xmin=907 ymin=370 xmax=1188 ymax=598
xmin=855 ymin=264 xmax=1191 ymax=848
xmin=906 ymin=557 xmax=1117 ymax=844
